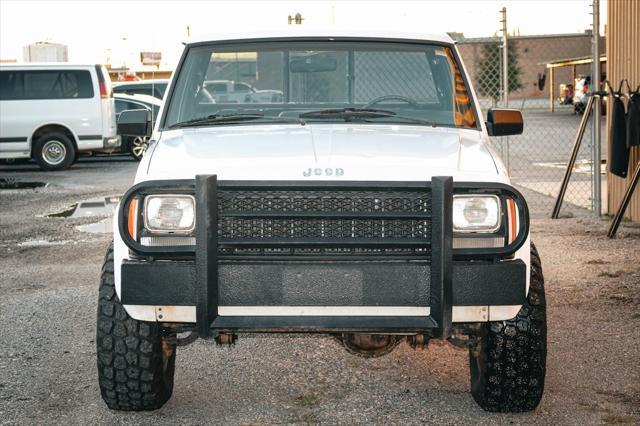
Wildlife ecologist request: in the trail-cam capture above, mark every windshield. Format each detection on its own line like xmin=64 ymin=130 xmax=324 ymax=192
xmin=163 ymin=41 xmax=478 ymax=129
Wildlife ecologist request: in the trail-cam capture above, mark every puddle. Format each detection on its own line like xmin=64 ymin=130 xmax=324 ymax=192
xmin=46 ymin=196 xmax=120 ymax=218
xmin=44 ymin=195 xmax=120 ymax=235
xmin=0 ymin=178 xmax=47 ymax=190
xmin=533 ymin=159 xmax=607 ymax=175
xmin=47 ymin=205 xmax=78 ymax=217
xmin=18 ymin=239 xmax=70 ymax=248
xmin=76 ymin=218 xmax=113 ymax=234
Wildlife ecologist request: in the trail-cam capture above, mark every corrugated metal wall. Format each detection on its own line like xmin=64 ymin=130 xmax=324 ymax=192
xmin=606 ymin=0 xmax=640 ymax=222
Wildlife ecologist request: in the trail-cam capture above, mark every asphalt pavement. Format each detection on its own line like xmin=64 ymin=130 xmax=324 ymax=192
xmin=1 ymin=155 xmax=639 ymax=424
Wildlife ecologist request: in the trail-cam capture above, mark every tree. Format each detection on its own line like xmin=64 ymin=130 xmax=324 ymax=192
xmin=476 ymin=41 xmax=523 ymax=105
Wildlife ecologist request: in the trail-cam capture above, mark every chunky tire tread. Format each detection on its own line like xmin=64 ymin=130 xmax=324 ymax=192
xmin=96 ymin=243 xmax=176 ymax=411
xmin=469 ymin=243 xmax=546 ymax=412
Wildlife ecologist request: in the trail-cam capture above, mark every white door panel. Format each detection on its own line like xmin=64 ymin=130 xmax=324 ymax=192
xmin=0 ymin=100 xmax=30 ymax=153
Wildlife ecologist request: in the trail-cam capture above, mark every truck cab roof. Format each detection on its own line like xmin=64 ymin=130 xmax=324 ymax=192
xmin=188 ymin=29 xmax=455 ymax=45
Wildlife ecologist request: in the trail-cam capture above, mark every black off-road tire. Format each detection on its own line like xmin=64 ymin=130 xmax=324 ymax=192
xmin=33 ymin=132 xmax=76 ymax=171
xmin=96 ymin=244 xmax=176 ymax=411
xmin=469 ymin=243 xmax=546 ymax=412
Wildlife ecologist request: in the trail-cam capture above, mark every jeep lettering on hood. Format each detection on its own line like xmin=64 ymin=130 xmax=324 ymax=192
xmin=303 ymin=167 xmax=344 ymax=177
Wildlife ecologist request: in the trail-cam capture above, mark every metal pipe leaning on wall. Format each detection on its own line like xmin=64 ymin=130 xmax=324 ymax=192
xmin=551 ymin=93 xmax=601 ymax=219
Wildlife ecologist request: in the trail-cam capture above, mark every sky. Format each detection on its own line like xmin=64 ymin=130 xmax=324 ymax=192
xmin=0 ymin=0 xmax=606 ymax=68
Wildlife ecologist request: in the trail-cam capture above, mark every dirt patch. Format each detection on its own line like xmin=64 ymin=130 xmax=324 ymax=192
xmin=586 ymin=258 xmax=610 ymax=265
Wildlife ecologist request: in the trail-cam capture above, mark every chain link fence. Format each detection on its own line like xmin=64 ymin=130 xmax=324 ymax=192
xmin=457 ymin=29 xmax=605 ymax=217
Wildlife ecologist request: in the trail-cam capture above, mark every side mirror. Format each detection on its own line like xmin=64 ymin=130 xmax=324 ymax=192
xmin=486 ymin=109 xmax=523 ymax=136
xmin=117 ymin=109 xmax=152 ymax=137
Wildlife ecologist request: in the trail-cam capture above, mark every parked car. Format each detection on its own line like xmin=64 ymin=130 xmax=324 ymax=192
xmin=0 ymin=63 xmax=119 ymax=170
xmin=204 ymin=79 xmax=283 ymax=103
xmin=559 ymin=83 xmax=574 ymax=105
xmin=101 ymin=30 xmax=544 ymax=414
xmin=572 ymin=75 xmax=607 ymax=115
xmin=114 ymin=93 xmax=161 ymax=160
xmin=113 ymin=79 xmax=168 ymax=100
xmin=573 ymin=76 xmax=590 ymax=114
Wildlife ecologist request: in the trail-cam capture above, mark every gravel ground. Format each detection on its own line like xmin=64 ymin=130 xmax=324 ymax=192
xmin=1 ymin=156 xmax=639 ymax=425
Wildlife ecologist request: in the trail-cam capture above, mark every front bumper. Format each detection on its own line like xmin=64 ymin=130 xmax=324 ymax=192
xmin=121 ymin=258 xmax=526 ymax=333
xmin=118 ymin=176 xmax=529 ymax=338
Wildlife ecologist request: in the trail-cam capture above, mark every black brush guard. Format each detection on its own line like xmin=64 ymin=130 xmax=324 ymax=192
xmin=118 ymin=176 xmax=529 ymax=339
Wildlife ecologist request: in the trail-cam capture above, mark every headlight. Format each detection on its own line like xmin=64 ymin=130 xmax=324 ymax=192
xmin=453 ymin=195 xmax=500 ymax=232
xmin=144 ymin=195 xmax=195 ymax=233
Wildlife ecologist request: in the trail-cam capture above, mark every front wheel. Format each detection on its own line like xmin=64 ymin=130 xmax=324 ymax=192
xmin=468 ymin=243 xmax=546 ymax=412
xmin=96 ymin=243 xmax=176 ymax=411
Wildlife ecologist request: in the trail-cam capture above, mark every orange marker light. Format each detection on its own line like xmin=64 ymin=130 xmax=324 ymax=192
xmin=128 ymin=198 xmax=139 ymax=240
xmin=507 ymin=198 xmax=517 ymax=244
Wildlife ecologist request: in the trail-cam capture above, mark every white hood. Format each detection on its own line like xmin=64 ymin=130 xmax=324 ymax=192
xmin=139 ymin=124 xmax=506 ymax=183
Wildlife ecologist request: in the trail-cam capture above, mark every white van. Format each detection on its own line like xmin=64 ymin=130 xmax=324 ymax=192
xmin=0 ymin=63 xmax=119 ymax=170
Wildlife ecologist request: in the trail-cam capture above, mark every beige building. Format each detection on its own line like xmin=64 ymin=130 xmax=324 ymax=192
xmin=606 ymin=0 xmax=640 ymax=223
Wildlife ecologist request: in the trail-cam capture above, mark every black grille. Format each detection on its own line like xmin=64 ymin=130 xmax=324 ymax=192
xmin=219 ymin=217 xmax=430 ymax=239
xmin=219 ymin=190 xmax=431 ymax=213
xmin=217 ymin=189 xmax=432 ymax=257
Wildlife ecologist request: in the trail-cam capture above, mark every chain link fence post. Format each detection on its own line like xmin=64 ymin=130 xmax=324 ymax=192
xmin=591 ymin=0 xmax=602 ymax=217
xmin=501 ymin=7 xmax=510 ymax=172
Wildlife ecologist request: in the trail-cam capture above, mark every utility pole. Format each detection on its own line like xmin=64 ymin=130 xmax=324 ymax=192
xmin=591 ymin=0 xmax=602 ymax=217
xmin=500 ymin=7 xmax=510 ymax=171
xmin=288 ymin=13 xmax=304 ymax=25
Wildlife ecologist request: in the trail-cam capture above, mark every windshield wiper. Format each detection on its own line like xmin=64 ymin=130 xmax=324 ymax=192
xmin=299 ymin=108 xmax=395 ymax=120
xmin=169 ymin=113 xmax=304 ymax=129
xmin=299 ymin=108 xmax=436 ymax=126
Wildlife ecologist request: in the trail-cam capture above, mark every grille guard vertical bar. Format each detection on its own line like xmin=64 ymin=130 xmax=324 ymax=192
xmin=195 ymin=175 xmax=218 ymax=338
xmin=430 ymin=176 xmax=453 ymax=339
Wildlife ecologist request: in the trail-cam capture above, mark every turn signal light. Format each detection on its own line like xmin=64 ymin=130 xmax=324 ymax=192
xmin=127 ymin=198 xmax=139 ymax=240
xmin=507 ymin=198 xmax=517 ymax=244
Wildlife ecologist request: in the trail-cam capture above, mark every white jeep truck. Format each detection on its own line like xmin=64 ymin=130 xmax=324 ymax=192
xmin=98 ymin=30 xmax=546 ymax=413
